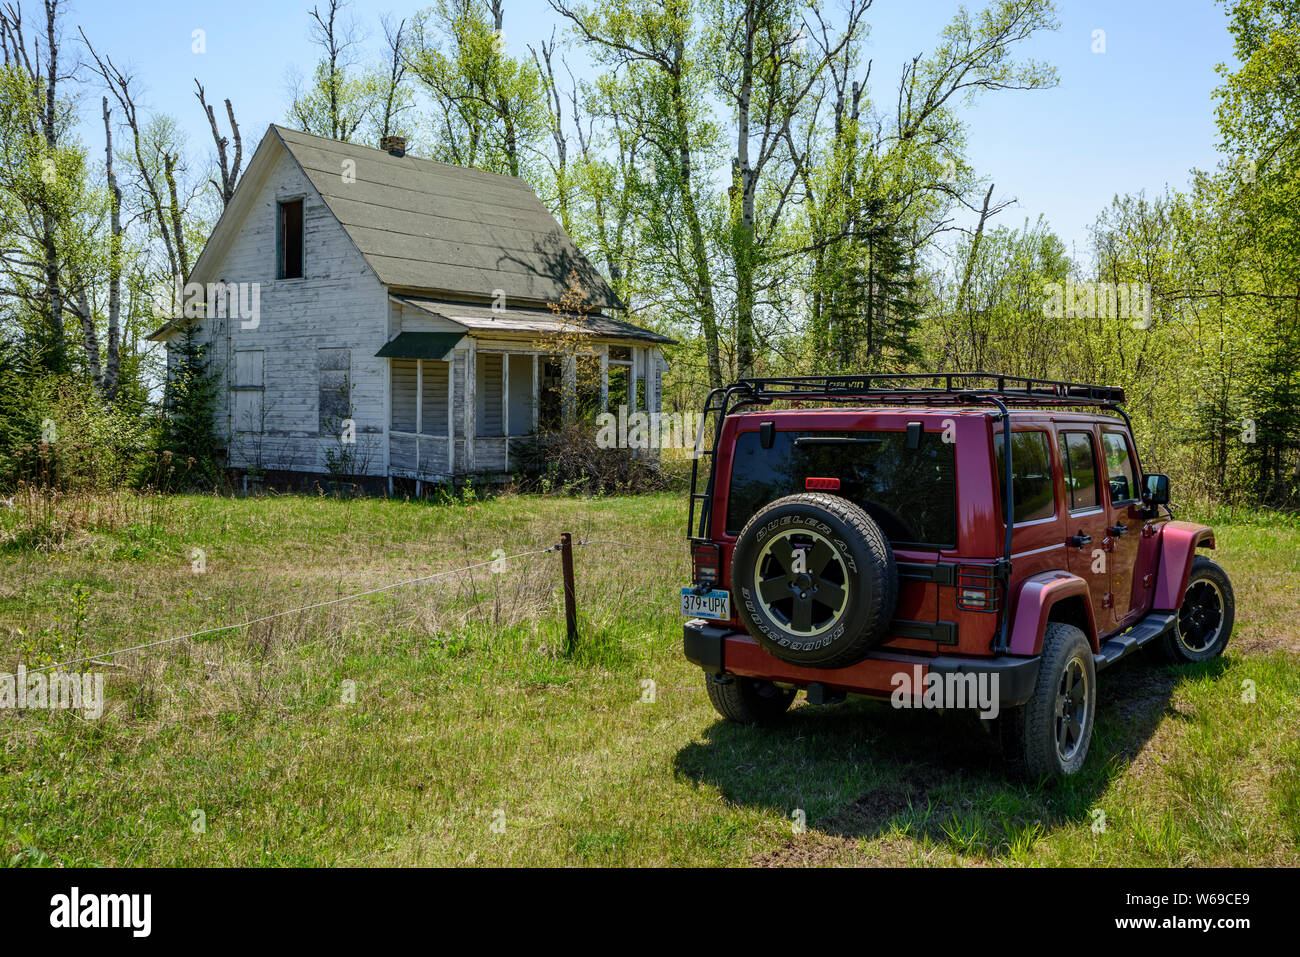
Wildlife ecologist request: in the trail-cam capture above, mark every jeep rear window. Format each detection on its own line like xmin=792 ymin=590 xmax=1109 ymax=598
xmin=994 ymin=430 xmax=1056 ymax=524
xmin=724 ymin=430 xmax=957 ymax=548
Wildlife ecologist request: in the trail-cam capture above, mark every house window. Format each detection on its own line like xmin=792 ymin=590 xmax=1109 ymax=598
xmin=507 ymin=354 xmax=533 ymax=435
xmin=421 ymin=360 xmax=450 ymax=436
xmin=278 ymin=199 xmax=304 ymax=279
xmin=391 ymin=359 xmax=417 ymax=432
xmin=318 ymin=348 xmax=350 ymax=434
xmin=232 ymin=349 xmax=264 ymax=432
xmin=994 ymin=430 xmax=1056 ymax=524
xmin=476 ymin=352 xmax=504 ymax=437
xmin=607 ymin=345 xmax=633 ymax=412
xmin=539 ymin=356 xmax=563 ymax=430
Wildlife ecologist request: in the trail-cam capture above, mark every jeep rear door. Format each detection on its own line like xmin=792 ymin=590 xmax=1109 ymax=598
xmin=1056 ymin=428 xmax=1110 ymax=630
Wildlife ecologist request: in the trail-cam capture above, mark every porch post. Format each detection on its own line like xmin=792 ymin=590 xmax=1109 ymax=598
xmin=464 ymin=339 xmax=477 ymax=473
xmin=600 ymin=345 xmax=609 ymax=412
xmin=532 ymin=354 xmax=539 ymax=430
xmin=447 ymin=355 xmax=455 ymax=477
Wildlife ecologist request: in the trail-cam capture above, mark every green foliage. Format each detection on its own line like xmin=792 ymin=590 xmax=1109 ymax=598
xmin=158 ymin=328 xmax=224 ymax=489
xmin=0 ymin=374 xmax=153 ymax=492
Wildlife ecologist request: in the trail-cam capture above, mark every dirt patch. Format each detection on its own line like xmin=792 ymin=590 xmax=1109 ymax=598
xmin=752 ymin=767 xmax=950 ymax=867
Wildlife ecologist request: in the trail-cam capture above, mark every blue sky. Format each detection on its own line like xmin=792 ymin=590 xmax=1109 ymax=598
xmin=66 ymin=0 xmax=1237 ymax=260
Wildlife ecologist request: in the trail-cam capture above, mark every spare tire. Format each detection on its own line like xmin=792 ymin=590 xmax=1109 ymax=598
xmin=731 ymin=493 xmax=897 ymax=669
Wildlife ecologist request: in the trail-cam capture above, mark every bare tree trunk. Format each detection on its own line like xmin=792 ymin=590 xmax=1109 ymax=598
xmin=958 ymin=183 xmax=996 ymax=369
xmin=196 ymin=80 xmax=243 ymax=207
xmin=672 ymin=64 xmax=723 ymax=389
xmin=102 ymin=95 xmax=122 ymax=397
xmin=531 ymin=34 xmax=570 ymax=234
xmin=379 ymin=16 xmax=407 ymax=139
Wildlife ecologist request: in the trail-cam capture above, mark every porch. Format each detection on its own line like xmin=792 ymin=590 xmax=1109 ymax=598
xmin=382 ymin=337 xmax=658 ymax=483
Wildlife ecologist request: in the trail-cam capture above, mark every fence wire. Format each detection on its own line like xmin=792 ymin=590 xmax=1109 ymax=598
xmin=3 ymin=537 xmax=686 ymax=683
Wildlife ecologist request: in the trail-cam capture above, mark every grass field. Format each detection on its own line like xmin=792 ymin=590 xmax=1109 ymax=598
xmin=1 ymin=488 xmax=1297 ymax=866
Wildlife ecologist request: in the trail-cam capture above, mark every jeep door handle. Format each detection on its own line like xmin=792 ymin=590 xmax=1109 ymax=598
xmin=1108 ymin=525 xmax=1129 ymax=536
xmin=1067 ymin=533 xmax=1092 ymax=548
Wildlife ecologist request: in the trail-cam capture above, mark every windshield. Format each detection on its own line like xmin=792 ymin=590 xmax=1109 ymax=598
xmin=724 ymin=429 xmax=958 ymax=548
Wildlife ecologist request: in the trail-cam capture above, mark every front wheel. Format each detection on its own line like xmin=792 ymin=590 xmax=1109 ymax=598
xmin=999 ymin=622 xmax=1097 ymax=780
xmin=1160 ymin=555 xmax=1235 ymax=664
xmin=705 ymin=675 xmax=796 ymax=725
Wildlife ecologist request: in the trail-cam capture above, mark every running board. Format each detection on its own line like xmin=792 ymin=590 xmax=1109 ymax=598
xmin=1095 ymin=612 xmax=1178 ymax=671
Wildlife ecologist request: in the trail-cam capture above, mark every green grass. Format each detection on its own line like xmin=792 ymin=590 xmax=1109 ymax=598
xmin=1 ymin=488 xmax=1297 ymax=866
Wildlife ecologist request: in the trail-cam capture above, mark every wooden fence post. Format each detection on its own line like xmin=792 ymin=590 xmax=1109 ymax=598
xmin=559 ymin=532 xmax=578 ymax=653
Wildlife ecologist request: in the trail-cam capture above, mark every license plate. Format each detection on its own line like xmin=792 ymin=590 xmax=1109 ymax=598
xmin=681 ymin=587 xmax=731 ymax=620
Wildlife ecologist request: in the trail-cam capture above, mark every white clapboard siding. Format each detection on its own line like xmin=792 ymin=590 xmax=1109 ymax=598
xmin=390 ymin=359 xmax=417 ymax=432
xmin=476 ymin=352 xmax=504 ymax=437
xmin=420 ymin=360 xmax=450 ymax=435
xmin=185 ymin=144 xmax=389 ymax=474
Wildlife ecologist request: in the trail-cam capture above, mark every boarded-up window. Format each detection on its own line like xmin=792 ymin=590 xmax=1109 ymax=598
xmin=421 ymin=360 xmax=450 ymax=435
xmin=319 ymin=348 xmax=351 ymax=434
xmin=278 ymin=199 xmax=303 ymax=279
xmin=232 ymin=349 xmax=264 ymax=432
xmin=391 ymin=359 xmax=417 ymax=432
xmin=507 ymin=354 xmax=533 ymax=435
xmin=476 ymin=352 xmax=504 ymax=437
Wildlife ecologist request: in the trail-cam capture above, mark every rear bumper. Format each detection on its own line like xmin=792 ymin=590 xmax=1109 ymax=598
xmin=684 ymin=619 xmax=1041 ymax=707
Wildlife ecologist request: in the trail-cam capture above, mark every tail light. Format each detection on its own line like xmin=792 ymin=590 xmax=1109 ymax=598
xmin=805 ymin=477 xmax=841 ymax=491
xmin=956 ymin=564 xmax=1000 ymax=612
xmin=692 ymin=542 xmax=721 ymax=587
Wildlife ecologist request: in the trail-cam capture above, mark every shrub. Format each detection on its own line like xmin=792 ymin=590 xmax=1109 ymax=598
xmin=511 ymin=423 xmax=674 ymax=494
xmin=0 ymin=374 xmax=153 ymax=492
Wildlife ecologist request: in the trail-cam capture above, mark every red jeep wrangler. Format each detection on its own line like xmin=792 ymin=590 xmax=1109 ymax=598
xmin=682 ymin=374 xmax=1234 ymax=779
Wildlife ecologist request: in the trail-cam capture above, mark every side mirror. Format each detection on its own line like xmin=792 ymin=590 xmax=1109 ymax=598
xmin=1142 ymin=473 xmax=1170 ymax=506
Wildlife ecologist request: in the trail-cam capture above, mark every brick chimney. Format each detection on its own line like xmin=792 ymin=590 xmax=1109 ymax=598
xmin=380 ymin=135 xmax=406 ymax=157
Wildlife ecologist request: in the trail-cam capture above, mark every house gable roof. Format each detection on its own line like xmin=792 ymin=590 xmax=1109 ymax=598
xmin=272 ymin=126 xmax=620 ymax=311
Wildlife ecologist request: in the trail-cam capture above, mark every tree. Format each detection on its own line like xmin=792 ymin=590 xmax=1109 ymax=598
xmin=552 ymin=0 xmax=726 ymax=388
xmin=408 ymin=0 xmax=548 ymax=178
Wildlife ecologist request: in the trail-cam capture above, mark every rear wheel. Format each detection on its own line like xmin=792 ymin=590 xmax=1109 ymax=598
xmin=705 ymin=675 xmax=796 ymax=725
xmin=1000 ymin=622 xmax=1096 ymax=780
xmin=1160 ymin=555 xmax=1234 ymax=664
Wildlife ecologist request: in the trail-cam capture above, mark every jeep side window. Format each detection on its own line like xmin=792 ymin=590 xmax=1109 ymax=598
xmin=993 ymin=430 xmax=1056 ymax=524
xmin=1057 ymin=431 xmax=1099 ymax=511
xmin=1102 ymin=432 xmax=1138 ymax=504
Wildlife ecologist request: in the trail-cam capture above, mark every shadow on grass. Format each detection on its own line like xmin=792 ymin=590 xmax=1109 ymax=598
xmin=673 ymin=649 xmax=1221 ymax=861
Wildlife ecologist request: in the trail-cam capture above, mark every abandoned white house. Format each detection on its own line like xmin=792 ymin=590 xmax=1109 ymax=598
xmin=148 ymin=124 xmax=673 ymax=484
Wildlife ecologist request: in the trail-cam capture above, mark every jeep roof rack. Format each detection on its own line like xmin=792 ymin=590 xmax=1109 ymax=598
xmin=686 ymin=372 xmax=1133 ymax=654
xmin=716 ymin=373 xmax=1126 ymax=411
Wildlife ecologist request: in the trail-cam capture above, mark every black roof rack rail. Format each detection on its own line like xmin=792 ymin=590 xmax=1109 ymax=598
xmin=686 ymin=372 xmax=1132 ymax=655
xmin=719 ymin=373 xmax=1126 ymax=411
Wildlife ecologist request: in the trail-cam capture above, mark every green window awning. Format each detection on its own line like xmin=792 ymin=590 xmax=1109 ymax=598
xmin=375 ymin=332 xmax=465 ymax=360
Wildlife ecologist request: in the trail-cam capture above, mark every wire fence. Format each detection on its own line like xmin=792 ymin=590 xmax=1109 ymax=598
xmin=1 ymin=536 xmax=685 ymax=684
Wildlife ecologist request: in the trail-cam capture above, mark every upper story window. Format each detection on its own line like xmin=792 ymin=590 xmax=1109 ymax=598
xmin=278 ymin=199 xmax=304 ymax=279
